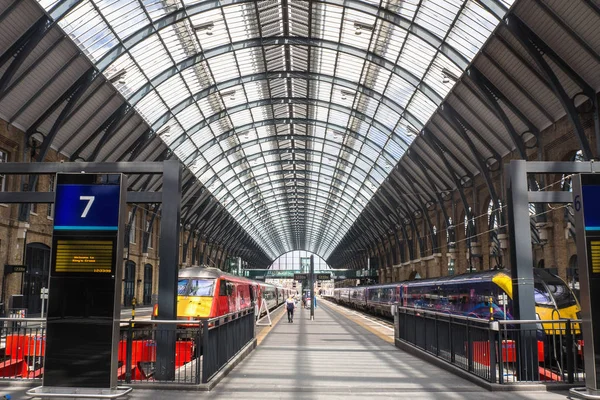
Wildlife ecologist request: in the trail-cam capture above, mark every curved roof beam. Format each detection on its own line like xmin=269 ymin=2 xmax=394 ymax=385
xmin=158 ymin=93 xmax=412 ymax=155
xmin=181 ymin=120 xmax=401 ymax=181
xmin=80 ymin=0 xmax=470 ymax=75
xmin=202 ymin=136 xmax=388 ymax=194
xmin=128 ymin=37 xmax=443 ymax=119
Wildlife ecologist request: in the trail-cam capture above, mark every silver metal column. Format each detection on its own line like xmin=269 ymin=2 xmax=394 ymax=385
xmin=506 ymin=160 xmax=539 ymax=380
xmin=155 ymin=160 xmax=182 ymax=381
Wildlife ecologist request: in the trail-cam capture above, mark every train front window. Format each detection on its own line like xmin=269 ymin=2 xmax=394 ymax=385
xmin=546 ymin=282 xmax=577 ymax=308
xmin=178 ymin=280 xmax=189 ymax=295
xmin=533 ymin=282 xmax=553 ymax=306
xmin=178 ymin=279 xmax=214 ymax=296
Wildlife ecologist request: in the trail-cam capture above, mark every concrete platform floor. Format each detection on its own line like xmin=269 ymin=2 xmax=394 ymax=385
xmin=9 ymin=300 xmax=573 ymax=399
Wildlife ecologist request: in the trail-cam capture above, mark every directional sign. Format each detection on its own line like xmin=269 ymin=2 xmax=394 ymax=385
xmin=4 ymin=265 xmax=27 ymax=274
xmin=316 ymin=273 xmax=331 ymax=281
xmin=294 ymin=273 xmax=308 ymax=281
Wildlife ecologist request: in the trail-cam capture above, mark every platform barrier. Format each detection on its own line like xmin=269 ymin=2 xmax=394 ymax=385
xmin=395 ymin=307 xmax=584 ymax=385
xmin=0 ymin=308 xmax=256 ymax=386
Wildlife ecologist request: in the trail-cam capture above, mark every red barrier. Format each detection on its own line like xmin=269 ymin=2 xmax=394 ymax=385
xmin=471 ymin=340 xmax=544 ymax=366
xmin=5 ymin=335 xmax=45 ymax=358
xmin=116 ymin=340 xmax=192 ymax=367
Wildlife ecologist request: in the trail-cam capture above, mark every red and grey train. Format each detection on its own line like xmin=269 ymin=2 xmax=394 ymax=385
xmin=153 ymin=265 xmax=291 ymax=321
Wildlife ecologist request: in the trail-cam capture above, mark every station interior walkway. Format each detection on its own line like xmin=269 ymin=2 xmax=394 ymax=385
xmin=10 ymin=299 xmax=571 ymax=400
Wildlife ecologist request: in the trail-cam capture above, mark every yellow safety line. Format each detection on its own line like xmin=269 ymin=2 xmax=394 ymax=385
xmin=325 ymin=302 xmax=394 ymax=344
xmin=256 ymin=306 xmax=286 ymax=346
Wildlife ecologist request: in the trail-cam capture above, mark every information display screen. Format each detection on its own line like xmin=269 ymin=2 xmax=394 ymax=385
xmin=54 ymin=239 xmax=115 ymax=274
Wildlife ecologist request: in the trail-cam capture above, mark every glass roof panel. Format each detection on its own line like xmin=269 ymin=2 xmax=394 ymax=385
xmin=42 ymin=0 xmax=513 ymax=260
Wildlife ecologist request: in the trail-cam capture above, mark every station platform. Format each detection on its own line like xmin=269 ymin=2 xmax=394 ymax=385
xmin=9 ymin=299 xmax=571 ymax=400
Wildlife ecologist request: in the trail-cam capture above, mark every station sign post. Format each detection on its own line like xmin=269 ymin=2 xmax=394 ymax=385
xmin=573 ymin=174 xmax=600 ymax=398
xmin=30 ymin=173 xmax=130 ymax=398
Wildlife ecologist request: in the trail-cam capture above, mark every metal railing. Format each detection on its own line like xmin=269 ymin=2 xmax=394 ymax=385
xmin=395 ymin=306 xmax=584 ymax=385
xmin=119 ymin=308 xmax=255 ymax=385
xmin=0 ymin=308 xmax=256 ymax=385
xmin=0 ymin=318 xmax=46 ymax=381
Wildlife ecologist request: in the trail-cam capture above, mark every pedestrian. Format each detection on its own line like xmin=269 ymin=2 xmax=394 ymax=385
xmin=286 ymin=294 xmax=296 ymax=323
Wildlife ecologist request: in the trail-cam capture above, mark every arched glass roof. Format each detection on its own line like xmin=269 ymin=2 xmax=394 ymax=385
xmin=36 ymin=0 xmax=513 ymax=260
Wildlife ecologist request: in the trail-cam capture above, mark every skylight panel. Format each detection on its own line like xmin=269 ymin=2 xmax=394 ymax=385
xmin=37 ymin=0 xmax=512 ymax=258
xmin=406 ymin=90 xmax=438 ymax=126
xmin=209 ymin=53 xmax=239 ymax=82
xmin=99 ymin=0 xmax=149 ymax=40
xmin=174 ymin=138 xmax=196 ymax=161
xmin=235 ymin=48 xmax=265 ymax=76
xmin=335 ymin=53 xmax=364 ymax=83
xmin=130 ymin=34 xmax=173 ymax=80
xmin=398 ymin=34 xmax=437 ymax=80
xmin=375 ymin=104 xmax=401 ymax=130
xmin=415 ymin=0 xmax=461 ymax=40
xmin=225 ymin=4 xmax=257 ymax=42
xmin=177 ymin=104 xmax=203 ymax=130
xmin=136 ymin=90 xmax=167 ymax=124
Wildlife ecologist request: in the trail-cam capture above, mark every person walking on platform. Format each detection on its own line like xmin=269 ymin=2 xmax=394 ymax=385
xmin=286 ymin=295 xmax=296 ymax=323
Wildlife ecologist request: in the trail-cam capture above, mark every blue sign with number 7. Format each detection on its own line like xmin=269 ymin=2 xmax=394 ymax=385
xmin=54 ymin=184 xmax=121 ymax=231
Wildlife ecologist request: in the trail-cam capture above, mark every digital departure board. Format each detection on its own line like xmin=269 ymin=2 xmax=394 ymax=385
xmin=54 ymin=239 xmax=115 ymax=274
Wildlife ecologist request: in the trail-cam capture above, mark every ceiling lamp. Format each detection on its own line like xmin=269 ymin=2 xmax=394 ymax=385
xmin=194 ymin=21 xmax=214 ymax=35
xmin=354 ymin=21 xmax=374 ymax=36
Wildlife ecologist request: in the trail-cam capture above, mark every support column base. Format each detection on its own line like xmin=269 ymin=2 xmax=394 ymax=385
xmin=570 ymin=388 xmax=600 ymax=399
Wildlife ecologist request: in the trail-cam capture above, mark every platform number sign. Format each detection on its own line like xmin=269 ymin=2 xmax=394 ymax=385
xmin=79 ymin=195 xmax=95 ymax=217
xmin=54 ymin=179 xmax=120 ymax=231
xmin=44 ymin=173 xmax=126 ymax=391
xmin=573 ymin=174 xmax=600 ymax=392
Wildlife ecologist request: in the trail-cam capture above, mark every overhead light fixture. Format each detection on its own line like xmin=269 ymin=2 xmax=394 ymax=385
xmin=405 ymin=124 xmax=420 ymax=137
xmin=220 ymin=90 xmax=235 ymax=100
xmin=441 ymin=67 xmax=460 ymax=84
xmin=340 ymin=89 xmax=354 ymax=100
xmin=107 ymin=68 xmax=127 ymax=84
xmin=157 ymin=125 xmax=171 ymax=138
xmin=193 ymin=21 xmax=214 ymax=35
xmin=354 ymin=21 xmax=374 ymax=35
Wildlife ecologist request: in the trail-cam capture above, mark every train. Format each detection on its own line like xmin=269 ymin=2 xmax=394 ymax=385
xmin=328 ymin=268 xmax=580 ymax=332
xmin=153 ymin=265 xmax=293 ymax=321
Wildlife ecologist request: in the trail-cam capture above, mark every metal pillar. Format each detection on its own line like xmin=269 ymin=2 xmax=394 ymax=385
xmin=155 ymin=160 xmax=181 ymax=381
xmin=310 ymin=255 xmax=315 ymax=321
xmin=505 ymin=160 xmax=539 ymax=381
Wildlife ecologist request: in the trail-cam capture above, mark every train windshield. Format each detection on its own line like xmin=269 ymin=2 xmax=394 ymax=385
xmin=546 ymin=281 xmax=577 ymax=308
xmin=534 ymin=279 xmax=577 ymax=309
xmin=177 ymin=279 xmax=214 ymax=296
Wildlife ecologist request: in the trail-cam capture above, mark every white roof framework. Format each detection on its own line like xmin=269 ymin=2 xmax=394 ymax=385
xmin=2 ymin=0 xmax=597 ymax=267
xmin=31 ymin=0 xmax=512 ymax=260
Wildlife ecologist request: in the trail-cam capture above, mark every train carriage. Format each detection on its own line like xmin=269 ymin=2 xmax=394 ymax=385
xmin=154 ymin=265 xmax=286 ymax=321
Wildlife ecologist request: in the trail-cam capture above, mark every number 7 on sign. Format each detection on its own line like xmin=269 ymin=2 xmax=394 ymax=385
xmin=80 ymin=196 xmax=95 ymax=218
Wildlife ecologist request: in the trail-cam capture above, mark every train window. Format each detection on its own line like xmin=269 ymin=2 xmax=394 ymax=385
xmin=546 ymin=282 xmax=577 ymax=308
xmin=188 ymin=279 xmax=214 ymax=296
xmin=219 ymin=280 xmax=227 ymax=296
xmin=178 ymin=279 xmax=189 ymax=295
xmin=534 ymin=282 xmax=553 ymax=306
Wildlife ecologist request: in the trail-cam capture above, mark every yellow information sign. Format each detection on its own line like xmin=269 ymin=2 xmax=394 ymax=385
xmin=55 ymin=240 xmax=114 ymax=273
xmin=591 ymin=240 xmax=600 ymax=274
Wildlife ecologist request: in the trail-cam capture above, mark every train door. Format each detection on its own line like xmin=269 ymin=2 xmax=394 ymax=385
xmin=217 ymin=278 xmax=228 ymax=314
